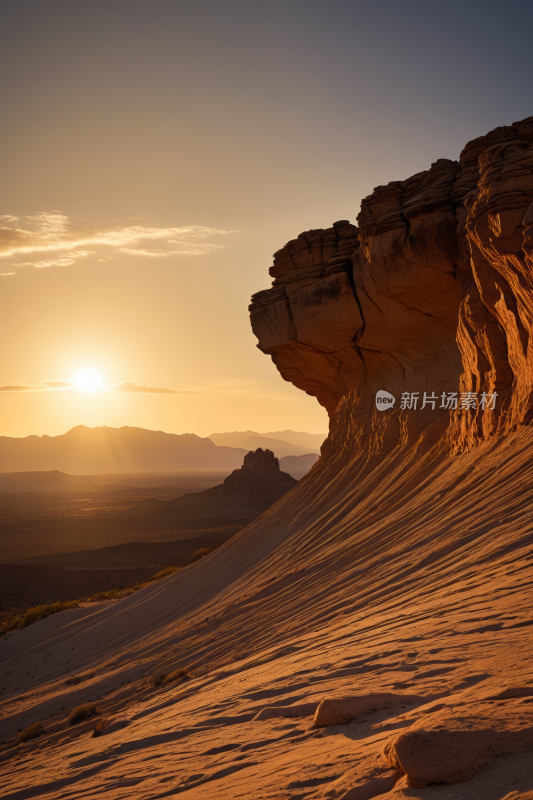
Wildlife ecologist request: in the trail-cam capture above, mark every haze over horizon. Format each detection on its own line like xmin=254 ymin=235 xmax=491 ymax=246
xmin=2 ymin=0 xmax=533 ymax=438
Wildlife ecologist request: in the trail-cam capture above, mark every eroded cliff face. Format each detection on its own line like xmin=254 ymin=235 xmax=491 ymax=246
xmin=250 ymin=116 xmax=533 ymax=457
xmin=454 ymin=121 xmax=533 ymax=448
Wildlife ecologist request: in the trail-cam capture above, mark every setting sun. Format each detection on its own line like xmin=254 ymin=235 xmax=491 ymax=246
xmin=73 ymin=369 xmax=103 ymax=392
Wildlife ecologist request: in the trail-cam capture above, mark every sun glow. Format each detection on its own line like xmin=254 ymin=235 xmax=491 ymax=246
xmin=74 ymin=369 xmax=104 ymax=392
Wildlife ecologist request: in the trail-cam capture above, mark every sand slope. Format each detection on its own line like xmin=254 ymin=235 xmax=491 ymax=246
xmin=1 ymin=426 xmax=532 ymax=798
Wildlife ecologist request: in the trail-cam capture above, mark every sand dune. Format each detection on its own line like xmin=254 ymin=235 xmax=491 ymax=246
xmin=1 ymin=427 xmax=532 ymax=798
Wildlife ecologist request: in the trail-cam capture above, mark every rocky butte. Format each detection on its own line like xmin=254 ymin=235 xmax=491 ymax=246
xmin=1 ymin=118 xmax=533 ymax=799
xmin=171 ymin=447 xmax=297 ymax=507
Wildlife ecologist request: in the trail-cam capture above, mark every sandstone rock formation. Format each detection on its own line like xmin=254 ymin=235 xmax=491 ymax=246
xmin=313 ymin=692 xmax=428 ymax=727
xmin=171 ymin=447 xmax=297 ymax=506
xmin=250 ymin=116 xmax=533 ymax=456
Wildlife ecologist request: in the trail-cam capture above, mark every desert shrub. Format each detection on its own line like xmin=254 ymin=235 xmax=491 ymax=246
xmin=115 ymin=587 xmax=136 ymax=599
xmin=191 ymin=548 xmax=211 ymax=562
xmin=148 ymin=565 xmax=181 ymax=581
xmin=88 ymin=587 xmax=137 ymax=602
xmin=69 ymin=703 xmax=97 ymax=725
xmin=89 ymin=589 xmax=120 ymax=601
xmin=64 ymin=672 xmax=95 ymax=686
xmin=162 ymin=667 xmax=191 ymax=685
xmin=15 ymin=722 xmax=42 ymax=744
xmin=87 ymin=591 xmax=113 ymax=602
xmin=146 ymin=674 xmax=164 ymax=686
xmin=1 ymin=601 xmax=79 ymax=636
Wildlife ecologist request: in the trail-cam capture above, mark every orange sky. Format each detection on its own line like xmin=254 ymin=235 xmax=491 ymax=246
xmin=1 ymin=0 xmax=532 ymax=438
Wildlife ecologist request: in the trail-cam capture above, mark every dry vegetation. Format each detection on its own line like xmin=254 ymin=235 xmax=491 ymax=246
xmin=88 ymin=565 xmax=182 ymax=599
xmin=0 ymin=601 xmax=79 ymax=637
xmin=69 ymin=703 xmax=97 ymax=725
xmin=191 ymin=548 xmax=211 ymax=562
xmin=162 ymin=667 xmax=191 ymax=684
xmin=87 ymin=587 xmax=138 ymax=602
xmin=1 ymin=557 xmax=190 ymax=640
xmin=14 ymin=722 xmax=42 ymax=745
xmin=146 ymin=673 xmax=164 ymax=686
xmin=146 ymin=667 xmax=191 ymax=687
xmin=148 ymin=565 xmax=181 ymax=581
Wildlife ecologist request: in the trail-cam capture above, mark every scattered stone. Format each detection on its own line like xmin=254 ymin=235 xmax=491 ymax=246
xmin=383 ymin=699 xmax=533 ymax=787
xmin=254 ymin=701 xmax=319 ymax=721
xmin=314 ymin=693 xmax=427 ymax=727
xmin=92 ymin=716 xmax=130 ymax=737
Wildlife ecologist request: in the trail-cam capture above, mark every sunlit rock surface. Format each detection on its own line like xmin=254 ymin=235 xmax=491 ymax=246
xmin=251 ymin=116 xmax=533 ymax=456
xmin=2 ymin=118 xmax=533 ymax=800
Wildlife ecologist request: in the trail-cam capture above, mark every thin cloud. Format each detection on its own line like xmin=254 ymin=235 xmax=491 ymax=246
xmin=0 ymin=272 xmax=16 ymax=276
xmin=0 ymin=385 xmax=36 ymax=392
xmin=0 ymin=212 xmax=237 ymax=270
xmin=0 ymin=381 xmax=76 ymax=392
xmin=0 ymin=379 xmax=296 ymax=403
xmin=41 ymin=380 xmax=78 ymax=389
xmin=0 ymin=379 xmax=195 ymax=394
xmin=13 ymin=251 xmax=93 ymax=270
xmin=111 ymin=381 xmax=196 ymax=394
xmin=119 ymin=245 xmax=226 ymax=257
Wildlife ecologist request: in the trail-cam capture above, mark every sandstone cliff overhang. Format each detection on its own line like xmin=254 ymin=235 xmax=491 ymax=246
xmin=251 ymin=116 xmax=533 ymax=454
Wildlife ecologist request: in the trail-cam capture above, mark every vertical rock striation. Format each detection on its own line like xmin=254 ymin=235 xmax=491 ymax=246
xmin=250 ymin=116 xmax=533 ymax=460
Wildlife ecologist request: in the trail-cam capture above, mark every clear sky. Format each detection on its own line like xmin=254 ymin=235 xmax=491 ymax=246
xmin=1 ymin=0 xmax=533 ymax=438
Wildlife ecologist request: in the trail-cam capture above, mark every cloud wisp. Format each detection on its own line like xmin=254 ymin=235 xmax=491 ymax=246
xmin=0 ymin=212 xmax=237 ymax=270
xmin=0 ymin=380 xmax=194 ymax=394
xmin=112 ymin=382 xmax=195 ymax=394
xmin=0 ymin=378 xmax=270 ymax=397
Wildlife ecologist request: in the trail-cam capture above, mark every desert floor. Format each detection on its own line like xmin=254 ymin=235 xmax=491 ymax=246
xmin=0 ymin=471 xmax=249 ymax=627
xmin=0 ymin=435 xmax=532 ymax=799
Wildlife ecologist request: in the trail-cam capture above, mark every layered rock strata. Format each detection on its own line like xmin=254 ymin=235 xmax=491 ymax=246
xmin=250 ymin=116 xmax=533 ymax=456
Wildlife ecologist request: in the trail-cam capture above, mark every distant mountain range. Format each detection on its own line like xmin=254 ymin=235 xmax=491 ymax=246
xmin=0 ymin=426 xmax=323 ymax=476
xmin=209 ymin=430 xmax=326 ymax=454
xmin=0 ymin=426 xmax=247 ymax=474
xmin=230 ymin=436 xmax=312 ymax=458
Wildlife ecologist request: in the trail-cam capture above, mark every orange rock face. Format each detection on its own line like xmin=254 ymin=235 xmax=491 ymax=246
xmin=251 ymin=116 xmax=533 ymax=457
